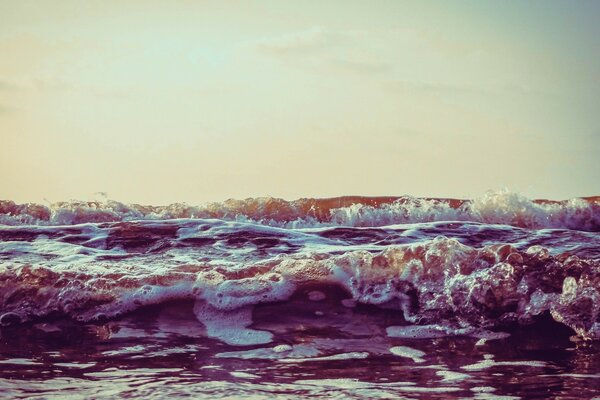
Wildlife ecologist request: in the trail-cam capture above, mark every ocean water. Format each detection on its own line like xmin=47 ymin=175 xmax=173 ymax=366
xmin=1 ymin=190 xmax=599 ymax=399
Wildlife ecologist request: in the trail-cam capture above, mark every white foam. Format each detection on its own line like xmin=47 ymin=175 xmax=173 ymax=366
xmin=194 ymin=270 xmax=296 ymax=310
xmin=389 ymin=346 xmax=426 ymax=363
xmin=462 ymin=359 xmax=546 ymax=371
xmin=273 ymin=344 xmax=293 ymax=353
xmin=472 ymin=394 xmax=520 ymax=400
xmin=279 ymin=351 xmax=369 ymax=363
xmin=229 ymin=371 xmax=259 ymax=379
xmin=192 ymin=302 xmax=272 ymax=346
xmin=216 ymin=344 xmax=320 ymax=360
xmin=294 ymin=378 xmax=369 ymax=389
xmin=436 ymin=370 xmax=472 ymax=382
xmin=386 ymin=325 xmax=449 ymax=339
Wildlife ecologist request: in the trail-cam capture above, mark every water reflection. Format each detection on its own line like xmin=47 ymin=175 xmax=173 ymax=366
xmin=1 ymin=300 xmax=599 ymax=399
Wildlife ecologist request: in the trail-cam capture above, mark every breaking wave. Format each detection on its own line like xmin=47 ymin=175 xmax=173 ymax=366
xmin=1 ymin=237 xmax=599 ymax=341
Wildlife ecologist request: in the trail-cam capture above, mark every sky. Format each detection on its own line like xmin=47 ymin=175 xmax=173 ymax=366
xmin=1 ymin=0 xmax=599 ymax=204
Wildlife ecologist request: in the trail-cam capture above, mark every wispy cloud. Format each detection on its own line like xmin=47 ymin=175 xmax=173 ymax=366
xmin=389 ymin=80 xmax=486 ymax=95
xmin=330 ymin=56 xmax=389 ymax=75
xmin=0 ymin=77 xmax=72 ymax=93
xmin=256 ymin=27 xmax=333 ymax=54
xmin=256 ymin=27 xmax=389 ymax=75
xmin=388 ymin=79 xmax=551 ymax=98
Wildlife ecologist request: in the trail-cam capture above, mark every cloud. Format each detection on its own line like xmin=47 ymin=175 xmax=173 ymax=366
xmin=389 ymin=80 xmax=485 ymax=95
xmin=330 ymin=56 xmax=389 ymax=75
xmin=388 ymin=79 xmax=553 ymax=99
xmin=256 ymin=27 xmax=389 ymax=75
xmin=256 ymin=27 xmax=333 ymax=54
xmin=0 ymin=77 xmax=73 ymax=93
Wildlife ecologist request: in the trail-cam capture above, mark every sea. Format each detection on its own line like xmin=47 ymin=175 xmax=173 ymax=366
xmin=1 ymin=190 xmax=599 ymax=399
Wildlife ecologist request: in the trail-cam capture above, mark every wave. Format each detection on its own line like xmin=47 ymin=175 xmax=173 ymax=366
xmin=1 ymin=237 xmax=599 ymax=341
xmin=1 ymin=190 xmax=599 ymax=231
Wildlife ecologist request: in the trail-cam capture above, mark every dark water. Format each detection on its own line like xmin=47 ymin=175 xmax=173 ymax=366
xmin=1 ymin=301 xmax=599 ymax=399
xmin=1 ymin=192 xmax=599 ymax=398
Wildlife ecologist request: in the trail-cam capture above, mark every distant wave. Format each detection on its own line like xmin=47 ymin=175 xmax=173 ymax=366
xmin=1 ymin=190 xmax=599 ymax=231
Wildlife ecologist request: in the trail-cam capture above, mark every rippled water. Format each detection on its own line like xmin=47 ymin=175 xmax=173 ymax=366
xmin=1 ymin=192 xmax=599 ymax=398
xmin=1 ymin=301 xmax=599 ymax=399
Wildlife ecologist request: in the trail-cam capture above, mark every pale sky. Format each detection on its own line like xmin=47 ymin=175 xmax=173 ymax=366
xmin=1 ymin=1 xmax=599 ymax=204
